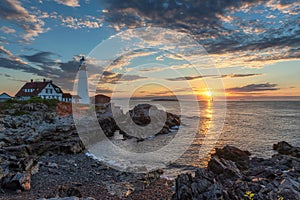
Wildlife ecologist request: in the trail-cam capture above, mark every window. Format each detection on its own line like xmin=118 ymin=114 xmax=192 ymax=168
xmin=45 ymin=89 xmax=48 ymax=93
xmin=49 ymin=89 xmax=52 ymax=94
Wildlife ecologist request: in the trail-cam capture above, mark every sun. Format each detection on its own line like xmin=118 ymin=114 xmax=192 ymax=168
xmin=205 ymin=91 xmax=213 ymax=97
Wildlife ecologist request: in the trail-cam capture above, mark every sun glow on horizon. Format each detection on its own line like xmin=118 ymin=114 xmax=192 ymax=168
xmin=205 ymin=91 xmax=213 ymax=98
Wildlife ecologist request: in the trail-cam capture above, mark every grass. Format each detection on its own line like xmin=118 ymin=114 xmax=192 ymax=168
xmin=0 ymin=97 xmax=59 ymax=116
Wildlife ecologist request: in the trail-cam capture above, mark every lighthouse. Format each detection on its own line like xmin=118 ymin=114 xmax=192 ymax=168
xmin=77 ymin=56 xmax=90 ymax=104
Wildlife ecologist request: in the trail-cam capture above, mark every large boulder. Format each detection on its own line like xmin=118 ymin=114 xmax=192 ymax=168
xmin=119 ymin=104 xmax=181 ymax=140
xmin=98 ymin=117 xmax=119 ymax=137
xmin=208 ymin=157 xmax=243 ymax=179
xmin=212 ymin=145 xmax=251 ymax=170
xmin=273 ymin=141 xmax=300 ymax=158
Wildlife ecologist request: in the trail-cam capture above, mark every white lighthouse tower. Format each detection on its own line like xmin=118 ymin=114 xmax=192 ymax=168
xmin=77 ymin=56 xmax=90 ymax=104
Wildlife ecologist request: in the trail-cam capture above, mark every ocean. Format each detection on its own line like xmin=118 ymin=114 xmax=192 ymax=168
xmin=165 ymin=100 xmax=300 ymax=176
xmin=89 ymin=100 xmax=300 ymax=177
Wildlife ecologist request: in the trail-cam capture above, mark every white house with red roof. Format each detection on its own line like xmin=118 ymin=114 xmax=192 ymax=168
xmin=15 ymin=79 xmax=70 ymax=102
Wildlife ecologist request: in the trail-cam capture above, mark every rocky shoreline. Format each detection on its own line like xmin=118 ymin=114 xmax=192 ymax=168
xmin=0 ymin=101 xmax=299 ymax=199
xmin=172 ymin=141 xmax=300 ymax=200
xmin=0 ymin=102 xmax=177 ymax=199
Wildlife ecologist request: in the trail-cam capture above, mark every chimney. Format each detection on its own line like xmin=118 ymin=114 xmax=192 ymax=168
xmin=31 ymin=79 xmax=33 ymax=82
xmin=43 ymin=78 xmax=46 ymax=82
xmin=50 ymin=80 xmax=52 ymax=83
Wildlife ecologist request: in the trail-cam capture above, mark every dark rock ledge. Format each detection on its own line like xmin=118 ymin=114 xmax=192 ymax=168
xmin=172 ymin=141 xmax=300 ymax=200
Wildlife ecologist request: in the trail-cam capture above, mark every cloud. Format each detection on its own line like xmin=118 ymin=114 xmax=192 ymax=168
xmin=54 ymin=0 xmax=80 ymax=7
xmin=227 ymin=83 xmax=280 ymax=93
xmin=166 ymin=73 xmax=262 ymax=81
xmin=0 ymin=49 xmax=82 ymax=91
xmin=95 ymin=87 xmax=113 ymax=94
xmin=104 ymin=50 xmax=158 ymax=71
xmin=101 ymin=71 xmax=147 ymax=84
xmin=100 ymin=0 xmax=300 ymax=67
xmin=0 ymin=26 xmax=16 ymax=34
xmin=59 ymin=16 xmax=103 ymax=29
xmin=21 ymin=51 xmax=60 ymax=66
xmin=0 ymin=45 xmax=27 ymax=65
xmin=166 ymin=75 xmax=208 ymax=81
xmin=221 ymin=73 xmax=262 ymax=78
xmin=0 ymin=0 xmax=47 ymax=41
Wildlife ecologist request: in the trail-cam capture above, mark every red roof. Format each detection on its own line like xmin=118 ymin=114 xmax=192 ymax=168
xmin=15 ymin=81 xmax=62 ymax=97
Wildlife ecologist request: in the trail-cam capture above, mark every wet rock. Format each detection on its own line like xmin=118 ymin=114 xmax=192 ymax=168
xmin=173 ymin=142 xmax=300 ymax=200
xmin=213 ymin=145 xmax=251 ymax=170
xmin=172 ymin=173 xmax=193 ymax=200
xmin=208 ymin=157 xmax=243 ymax=179
xmin=119 ymin=104 xmax=181 ymax=140
xmin=273 ymin=141 xmax=300 ymax=158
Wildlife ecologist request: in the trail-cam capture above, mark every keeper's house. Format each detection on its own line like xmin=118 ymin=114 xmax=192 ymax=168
xmin=15 ymin=79 xmax=70 ymax=102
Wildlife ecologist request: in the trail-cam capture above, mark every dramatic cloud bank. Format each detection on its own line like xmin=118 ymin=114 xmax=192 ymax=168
xmin=100 ymin=0 xmax=300 ymax=67
xmin=227 ymin=83 xmax=279 ymax=93
xmin=0 ymin=0 xmax=47 ymax=42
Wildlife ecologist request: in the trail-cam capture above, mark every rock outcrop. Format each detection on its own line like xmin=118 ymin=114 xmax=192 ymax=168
xmin=119 ymin=104 xmax=180 ymax=140
xmin=0 ymin=103 xmax=84 ymax=192
xmin=173 ymin=141 xmax=300 ymax=200
xmin=273 ymin=141 xmax=300 ymax=158
xmin=0 ymin=102 xmax=173 ymax=195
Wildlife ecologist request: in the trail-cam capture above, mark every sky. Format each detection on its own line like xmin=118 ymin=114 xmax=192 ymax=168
xmin=0 ymin=0 xmax=299 ymax=100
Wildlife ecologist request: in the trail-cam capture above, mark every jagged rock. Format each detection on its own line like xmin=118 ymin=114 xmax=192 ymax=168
xmin=213 ymin=145 xmax=251 ymax=170
xmin=273 ymin=141 xmax=300 ymax=158
xmin=2 ymin=172 xmax=31 ymax=191
xmin=119 ymin=104 xmax=181 ymax=140
xmin=19 ymin=156 xmax=39 ymax=174
xmin=98 ymin=117 xmax=118 ymax=137
xmin=208 ymin=157 xmax=243 ymax=179
xmin=3 ymin=144 xmax=31 ymax=158
xmin=172 ymin=173 xmax=193 ymax=200
xmin=173 ymin=142 xmax=300 ymax=200
xmin=278 ymin=178 xmax=300 ymax=199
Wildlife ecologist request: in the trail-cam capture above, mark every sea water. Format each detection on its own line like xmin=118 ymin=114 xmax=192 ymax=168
xmin=88 ymin=100 xmax=300 ymax=177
